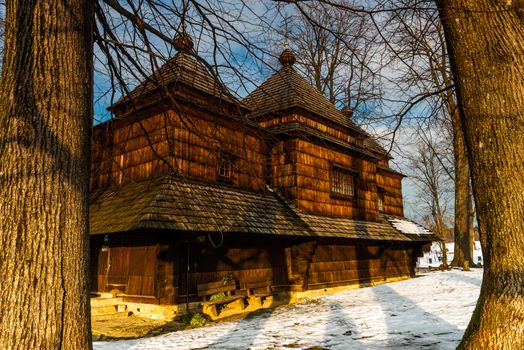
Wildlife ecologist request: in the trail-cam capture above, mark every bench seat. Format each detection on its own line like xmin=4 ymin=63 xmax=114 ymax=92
xmin=197 ymin=279 xmax=246 ymax=318
xmin=244 ymin=280 xmax=274 ymax=307
xmin=203 ymin=295 xmax=244 ymax=307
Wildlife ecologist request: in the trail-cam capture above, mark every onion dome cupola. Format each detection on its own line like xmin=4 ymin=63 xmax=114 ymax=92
xmin=279 ymin=40 xmax=296 ymax=67
xmin=173 ymin=24 xmax=194 ymax=52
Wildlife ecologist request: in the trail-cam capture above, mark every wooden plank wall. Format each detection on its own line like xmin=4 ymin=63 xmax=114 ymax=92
xmin=376 ymin=169 xmax=404 ymax=217
xmin=90 ymin=235 xmax=160 ymax=299
xmin=179 ymin=238 xmax=415 ymax=301
xmin=308 ymin=241 xmax=413 ymax=289
xmin=178 ymin=242 xmax=288 ymax=303
xmin=91 ymin=235 xmax=417 ymax=304
xmin=271 ymin=140 xmax=297 ymax=200
xmin=90 ymin=105 xmax=266 ymax=193
xmin=91 ymin=105 xmax=406 ymax=221
xmin=292 ymin=139 xmax=380 ymax=221
xmin=259 ymin=112 xmax=406 ymax=220
xmin=382 ymin=244 xmax=414 ymax=279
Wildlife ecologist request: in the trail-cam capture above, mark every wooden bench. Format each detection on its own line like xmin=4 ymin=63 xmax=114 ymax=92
xmin=244 ymin=280 xmax=274 ymax=307
xmin=197 ymin=280 xmax=245 ymax=318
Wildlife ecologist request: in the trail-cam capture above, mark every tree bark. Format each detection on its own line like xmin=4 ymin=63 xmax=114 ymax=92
xmin=449 ymin=107 xmax=474 ymax=268
xmin=0 ymin=1 xmax=93 ymax=349
xmin=437 ymin=0 xmax=524 ymax=348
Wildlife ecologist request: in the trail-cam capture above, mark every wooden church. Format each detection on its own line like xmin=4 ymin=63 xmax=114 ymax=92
xmin=89 ymin=31 xmax=437 ymax=308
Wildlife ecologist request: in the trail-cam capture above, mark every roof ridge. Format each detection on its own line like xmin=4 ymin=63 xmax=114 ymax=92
xmin=243 ymin=66 xmax=370 ymax=137
xmin=111 ymin=51 xmax=243 ymax=109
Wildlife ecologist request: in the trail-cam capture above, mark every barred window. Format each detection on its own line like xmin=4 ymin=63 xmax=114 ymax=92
xmin=217 ymin=155 xmax=232 ymax=179
xmin=330 ymin=166 xmax=356 ymax=197
xmin=377 ymin=192 xmax=384 ymax=212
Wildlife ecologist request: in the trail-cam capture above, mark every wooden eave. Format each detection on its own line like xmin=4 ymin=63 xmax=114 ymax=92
xmin=266 ymin=122 xmax=380 ymax=161
xmin=249 ymin=106 xmax=368 ymax=141
xmin=377 ymin=165 xmax=406 ymax=178
xmin=110 ymin=79 xmax=250 ymax=116
xmin=94 ymin=87 xmax=268 ymax=139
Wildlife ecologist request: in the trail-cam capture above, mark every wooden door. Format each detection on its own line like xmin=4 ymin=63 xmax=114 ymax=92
xmin=89 ymin=236 xmax=109 ymax=293
xmin=126 ymin=245 xmax=157 ymax=296
xmin=157 ymin=244 xmax=176 ymax=304
xmin=106 ymin=245 xmax=130 ymax=293
xmin=103 ymin=236 xmax=158 ymax=297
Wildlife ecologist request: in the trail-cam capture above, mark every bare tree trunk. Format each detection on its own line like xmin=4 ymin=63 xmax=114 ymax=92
xmin=467 ymin=181 xmax=476 ymax=265
xmin=434 ymin=205 xmax=448 ymax=268
xmin=450 ymin=107 xmax=474 ymax=268
xmin=437 ymin=0 xmax=524 ymax=348
xmin=0 ymin=1 xmax=93 ymax=349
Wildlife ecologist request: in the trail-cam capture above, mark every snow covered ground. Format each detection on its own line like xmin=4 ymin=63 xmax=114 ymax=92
xmin=94 ymin=269 xmax=482 ymax=350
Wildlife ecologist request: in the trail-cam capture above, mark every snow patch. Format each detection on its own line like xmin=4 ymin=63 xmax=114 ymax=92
xmin=390 ymin=218 xmax=432 ymax=235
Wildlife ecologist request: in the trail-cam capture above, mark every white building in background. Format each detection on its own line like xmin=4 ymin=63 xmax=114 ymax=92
xmin=417 ymin=241 xmax=483 ymax=268
xmin=417 ymin=241 xmax=446 ymax=268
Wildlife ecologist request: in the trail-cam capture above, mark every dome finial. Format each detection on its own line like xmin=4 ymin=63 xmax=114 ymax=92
xmin=279 ymin=43 xmax=296 ymax=67
xmin=174 ymin=2 xmax=194 ymax=51
xmin=279 ymin=16 xmax=295 ymax=67
xmin=173 ymin=31 xmax=194 ymax=52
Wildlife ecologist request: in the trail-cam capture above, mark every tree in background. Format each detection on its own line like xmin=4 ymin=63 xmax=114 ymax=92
xmin=382 ymin=0 xmax=475 ymax=267
xmin=287 ymin=3 xmax=383 ymax=118
xmin=409 ymin=137 xmax=453 ymax=267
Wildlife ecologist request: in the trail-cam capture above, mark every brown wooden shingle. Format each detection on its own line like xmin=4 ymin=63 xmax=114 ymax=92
xmin=112 ymin=52 xmax=243 ymax=109
xmin=89 ymin=174 xmax=438 ymax=242
xmin=243 ymin=66 xmax=388 ymax=157
xmin=244 ymin=67 xmax=359 ymax=131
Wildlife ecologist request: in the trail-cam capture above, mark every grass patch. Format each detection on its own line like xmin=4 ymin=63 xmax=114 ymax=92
xmin=176 ymin=312 xmax=209 ymax=328
xmin=209 ymin=292 xmax=227 ymax=301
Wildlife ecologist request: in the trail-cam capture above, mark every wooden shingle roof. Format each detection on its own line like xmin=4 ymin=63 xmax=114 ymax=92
xmin=244 ymin=66 xmax=365 ymax=134
xmin=112 ymin=51 xmax=242 ymax=109
xmin=298 ymin=212 xmax=439 ymax=243
xmin=243 ymin=65 xmax=389 ymax=157
xmin=90 ymin=175 xmax=310 ymax=236
xmin=89 ymin=175 xmax=438 ymax=242
xmin=364 ymin=138 xmax=389 ymax=156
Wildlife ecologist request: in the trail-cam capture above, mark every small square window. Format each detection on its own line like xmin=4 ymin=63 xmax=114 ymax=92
xmin=377 ymin=192 xmax=384 ymax=212
xmin=377 ymin=187 xmax=386 ymax=212
xmin=217 ymin=154 xmax=233 ymax=179
xmin=330 ymin=166 xmax=356 ymax=198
